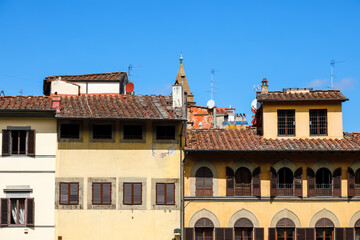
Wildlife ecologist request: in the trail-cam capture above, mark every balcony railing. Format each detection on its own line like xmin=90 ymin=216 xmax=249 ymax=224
xmin=355 ymin=184 xmax=360 ymax=196
xmin=316 ymin=184 xmax=332 ymax=196
xmin=277 ymin=183 xmax=293 ymax=196
xmin=234 ymin=183 xmax=251 ymax=196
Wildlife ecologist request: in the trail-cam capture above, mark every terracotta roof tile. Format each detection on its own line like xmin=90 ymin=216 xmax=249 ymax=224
xmin=0 ymin=96 xmax=54 ymax=111
xmin=257 ymin=90 xmax=348 ymax=102
xmin=44 ymin=72 xmax=126 ymax=82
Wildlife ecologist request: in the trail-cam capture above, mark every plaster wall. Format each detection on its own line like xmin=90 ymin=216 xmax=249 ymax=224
xmin=51 ymin=80 xmax=79 ymax=95
xmin=77 ymin=82 xmax=120 ymax=94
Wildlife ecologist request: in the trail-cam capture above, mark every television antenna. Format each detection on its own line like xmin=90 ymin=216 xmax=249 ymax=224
xmin=209 ymin=69 xmax=220 ymax=100
xmin=330 ymin=60 xmax=345 ymax=90
xmin=127 ymin=64 xmax=142 ymax=82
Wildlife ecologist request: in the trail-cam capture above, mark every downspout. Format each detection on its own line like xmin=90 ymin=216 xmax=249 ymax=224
xmin=180 ymin=94 xmax=188 ymax=240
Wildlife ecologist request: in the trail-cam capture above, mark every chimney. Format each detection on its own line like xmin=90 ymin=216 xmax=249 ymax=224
xmin=51 ymin=93 xmax=61 ymax=113
xmin=172 ymin=80 xmax=184 ymax=108
xmin=261 ymin=78 xmax=268 ymax=93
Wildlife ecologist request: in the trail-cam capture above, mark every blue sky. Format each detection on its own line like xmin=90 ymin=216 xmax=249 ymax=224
xmin=0 ymin=0 xmax=359 ymax=132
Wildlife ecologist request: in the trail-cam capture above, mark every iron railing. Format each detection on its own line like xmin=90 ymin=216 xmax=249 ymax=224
xmin=234 ymin=183 xmax=251 ymax=196
xmin=277 ymin=183 xmax=293 ymax=196
xmin=316 ymin=184 xmax=332 ymax=196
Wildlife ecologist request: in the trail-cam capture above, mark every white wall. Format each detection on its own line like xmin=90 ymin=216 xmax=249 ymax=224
xmin=51 ymin=80 xmax=79 ymax=95
xmin=77 ymin=82 xmax=120 ymax=94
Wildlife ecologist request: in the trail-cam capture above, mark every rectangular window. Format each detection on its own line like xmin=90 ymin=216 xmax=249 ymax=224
xmin=156 ymin=126 xmax=175 ymax=140
xmin=10 ymin=199 xmax=25 ymax=225
xmin=2 ymin=129 xmax=35 ymax=156
xmin=278 ymin=110 xmax=295 ymax=136
xmin=92 ymin=124 xmax=112 ymax=139
xmin=0 ymin=198 xmax=34 ymax=226
xmin=123 ymin=125 xmax=143 ymax=140
xmin=92 ymin=182 xmax=111 ymax=205
xmin=60 ymin=124 xmax=80 ymax=139
xmin=59 ymin=182 xmax=79 ymax=205
xmin=123 ymin=183 xmax=142 ymax=205
xmin=310 ymin=109 xmax=327 ymax=136
xmin=156 ymin=183 xmax=175 ymax=205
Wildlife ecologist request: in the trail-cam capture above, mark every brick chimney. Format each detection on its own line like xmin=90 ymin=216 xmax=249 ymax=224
xmin=261 ymin=78 xmax=268 ymax=93
xmin=51 ymin=93 xmax=61 ymax=113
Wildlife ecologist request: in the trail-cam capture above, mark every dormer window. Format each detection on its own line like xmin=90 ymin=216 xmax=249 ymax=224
xmin=310 ymin=109 xmax=327 ymax=136
xmin=277 ymin=110 xmax=295 ymax=136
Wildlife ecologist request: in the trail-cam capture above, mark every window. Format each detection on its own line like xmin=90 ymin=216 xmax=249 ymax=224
xmin=2 ymin=129 xmax=35 ymax=156
xmin=123 ymin=183 xmax=142 ymax=205
xmin=59 ymin=183 xmax=79 ymax=205
xmin=234 ymin=218 xmax=253 ymax=240
xmin=195 ymin=218 xmax=214 ymax=240
xmin=235 ymin=167 xmax=252 ymax=196
xmin=316 ymin=168 xmax=332 ymax=196
xmin=92 ymin=124 xmax=112 ymax=139
xmin=60 ymin=124 xmax=80 ymax=139
xmin=277 ymin=168 xmax=293 ymax=196
xmin=0 ymin=198 xmax=34 ymax=226
xmin=92 ymin=182 xmax=111 ymax=205
xmin=315 ymin=218 xmax=334 ymax=240
xmin=156 ymin=183 xmax=175 ymax=205
xmin=156 ymin=126 xmax=175 ymax=140
xmin=123 ymin=125 xmax=143 ymax=140
xmin=195 ymin=167 xmax=213 ymax=197
xmin=356 ymin=169 xmax=360 ymax=196
xmin=310 ymin=109 xmax=327 ymax=136
xmin=276 ymin=218 xmax=295 ymax=240
xmin=278 ymin=110 xmax=295 ymax=136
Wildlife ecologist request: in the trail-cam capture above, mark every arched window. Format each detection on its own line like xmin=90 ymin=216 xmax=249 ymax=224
xmin=355 ymin=219 xmax=360 ymax=240
xmin=316 ymin=168 xmax=332 ymax=196
xmin=315 ymin=218 xmax=334 ymax=240
xmin=226 ymin=167 xmax=235 ymax=196
xmin=276 ymin=218 xmax=295 ymax=240
xmin=196 ymin=167 xmax=213 ymax=196
xmin=195 ymin=218 xmax=214 ymax=240
xmin=355 ymin=169 xmax=360 ymax=196
xmin=234 ymin=218 xmax=253 ymax=240
xmin=234 ymin=167 xmax=251 ymax=196
xmin=277 ymin=168 xmax=293 ymax=196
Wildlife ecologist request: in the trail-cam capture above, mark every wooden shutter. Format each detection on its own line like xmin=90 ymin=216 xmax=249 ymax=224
xmin=333 ymin=167 xmax=342 ymax=197
xmin=252 ymin=167 xmax=261 ymax=197
xmin=92 ymin=183 xmax=101 ymax=204
xmin=123 ymin=183 xmax=132 ymax=204
xmin=294 ymin=167 xmax=303 ymax=197
xmin=184 ymin=227 xmax=194 ymax=240
xmin=0 ymin=198 xmax=9 ymax=226
xmin=166 ymin=183 xmax=175 ymax=205
xmin=270 ymin=167 xmax=277 ymax=197
xmin=27 ymin=130 xmax=35 ymax=156
xmin=59 ymin=183 xmax=69 ymax=204
xmin=348 ymin=167 xmax=355 ymax=197
xmin=226 ymin=167 xmax=235 ymax=196
xmin=102 ymin=183 xmax=111 ymax=204
xmin=69 ymin=183 xmax=79 ymax=204
xmin=307 ymin=168 xmax=316 ymax=197
xmin=225 ymin=228 xmax=233 ymax=240
xmin=156 ymin=183 xmax=165 ymax=204
xmin=215 ymin=228 xmax=225 ymax=240
xmin=254 ymin=228 xmax=264 ymax=240
xmin=133 ymin=183 xmax=142 ymax=205
xmin=335 ymin=228 xmax=344 ymax=240
xmin=2 ymin=130 xmax=10 ymax=156
xmin=305 ymin=228 xmax=315 ymax=240
xmin=268 ymin=227 xmax=276 ymax=240
xmin=26 ymin=198 xmax=34 ymax=226
xmin=296 ymin=228 xmax=306 ymax=240
xmin=345 ymin=228 xmax=354 ymax=240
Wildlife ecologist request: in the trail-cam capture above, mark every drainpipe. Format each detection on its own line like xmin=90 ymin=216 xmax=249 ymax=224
xmin=180 ymin=94 xmax=188 ymax=240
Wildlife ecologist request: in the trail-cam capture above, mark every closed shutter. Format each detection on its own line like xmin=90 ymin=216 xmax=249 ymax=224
xmin=215 ymin=228 xmax=225 ymax=240
xmin=27 ymin=130 xmax=35 ymax=156
xmin=345 ymin=228 xmax=354 ymax=240
xmin=133 ymin=183 xmax=142 ymax=205
xmin=333 ymin=167 xmax=342 ymax=197
xmin=59 ymin=183 xmax=69 ymax=204
xmin=0 ymin=198 xmax=9 ymax=226
xmin=305 ymin=228 xmax=315 ymax=240
xmin=307 ymin=168 xmax=316 ymax=197
xmin=296 ymin=228 xmax=306 ymax=240
xmin=166 ymin=183 xmax=175 ymax=205
xmin=156 ymin=183 xmax=165 ymax=204
xmin=123 ymin=183 xmax=132 ymax=204
xmin=184 ymin=227 xmax=194 ymax=240
xmin=252 ymin=167 xmax=261 ymax=197
xmin=294 ymin=167 xmax=303 ymax=197
xmin=270 ymin=167 xmax=277 ymax=197
xmin=226 ymin=167 xmax=235 ymax=196
xmin=348 ymin=168 xmax=355 ymax=197
xmin=26 ymin=198 xmax=34 ymax=226
xmin=92 ymin=183 xmax=101 ymax=204
xmin=335 ymin=228 xmax=344 ymax=240
xmin=225 ymin=228 xmax=233 ymax=240
xmin=69 ymin=183 xmax=79 ymax=204
xmin=254 ymin=228 xmax=264 ymax=240
xmin=268 ymin=228 xmax=276 ymax=240
xmin=102 ymin=183 xmax=111 ymax=204
xmin=2 ymin=130 xmax=10 ymax=156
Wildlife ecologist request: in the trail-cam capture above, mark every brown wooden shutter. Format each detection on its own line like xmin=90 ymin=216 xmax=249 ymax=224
xmin=156 ymin=183 xmax=165 ymax=204
xmin=335 ymin=228 xmax=344 ymax=240
xmin=305 ymin=228 xmax=315 ymax=240
xmin=268 ymin=227 xmax=276 ymax=240
xmin=270 ymin=167 xmax=277 ymax=197
xmin=225 ymin=228 xmax=233 ymax=240
xmin=252 ymin=167 xmax=261 ymax=197
xmin=348 ymin=167 xmax=355 ymax=197
xmin=26 ymin=198 xmax=34 ymax=226
xmin=184 ymin=227 xmax=194 ymax=240
xmin=0 ymin=198 xmax=9 ymax=226
xmin=307 ymin=168 xmax=316 ymax=197
xmin=2 ymin=130 xmax=10 ymax=156
xmin=296 ymin=228 xmax=306 ymax=240
xmin=133 ymin=183 xmax=142 ymax=205
xmin=345 ymin=228 xmax=354 ymax=240
xmin=102 ymin=183 xmax=111 ymax=204
xmin=294 ymin=167 xmax=303 ymax=197
xmin=254 ymin=228 xmax=264 ymax=240
xmin=27 ymin=130 xmax=35 ymax=156
xmin=69 ymin=183 xmax=79 ymax=204
xmin=215 ymin=228 xmax=225 ymax=240
xmin=333 ymin=167 xmax=342 ymax=197
xmin=92 ymin=183 xmax=101 ymax=204
xmin=59 ymin=183 xmax=69 ymax=204
xmin=123 ymin=183 xmax=132 ymax=204
xmin=166 ymin=183 xmax=175 ymax=205
xmin=226 ymin=167 xmax=235 ymax=196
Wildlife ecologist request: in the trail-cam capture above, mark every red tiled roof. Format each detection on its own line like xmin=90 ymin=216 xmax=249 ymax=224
xmin=257 ymin=90 xmax=348 ymax=102
xmin=185 ymin=128 xmax=360 ymax=151
xmin=56 ymin=94 xmax=185 ymax=120
xmin=0 ymin=96 xmax=54 ymax=111
xmin=44 ymin=72 xmax=126 ymax=82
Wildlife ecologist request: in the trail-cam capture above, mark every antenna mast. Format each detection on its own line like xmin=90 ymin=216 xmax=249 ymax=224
xmin=210 ymin=69 xmax=217 ymax=100
xmin=330 ymin=60 xmax=345 ymax=90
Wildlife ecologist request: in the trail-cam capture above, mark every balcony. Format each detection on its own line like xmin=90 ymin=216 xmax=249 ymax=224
xmin=355 ymin=184 xmax=360 ymax=196
xmin=276 ymin=183 xmax=293 ymax=196
xmin=316 ymin=184 xmax=332 ymax=196
xmin=234 ymin=183 xmax=251 ymax=196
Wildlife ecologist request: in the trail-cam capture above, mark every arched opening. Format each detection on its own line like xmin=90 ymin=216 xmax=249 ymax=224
xmin=226 ymin=167 xmax=235 ymax=196
xmin=276 ymin=218 xmax=295 ymax=240
xmin=234 ymin=218 xmax=253 ymax=240
xmin=196 ymin=167 xmax=213 ymax=196
xmin=277 ymin=168 xmax=293 ymax=196
xmin=355 ymin=169 xmax=360 ymax=196
xmin=315 ymin=218 xmax=334 ymax=240
xmin=235 ymin=167 xmax=251 ymax=196
xmin=316 ymin=168 xmax=332 ymax=196
xmin=195 ymin=218 xmax=214 ymax=240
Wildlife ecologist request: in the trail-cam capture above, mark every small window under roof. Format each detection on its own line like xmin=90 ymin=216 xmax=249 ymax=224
xmin=60 ymin=124 xmax=80 ymax=139
xmin=123 ymin=125 xmax=143 ymax=140
xmin=156 ymin=126 xmax=175 ymax=140
xmin=93 ymin=125 xmax=112 ymax=139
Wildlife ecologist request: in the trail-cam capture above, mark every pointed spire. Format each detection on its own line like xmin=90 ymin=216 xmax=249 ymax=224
xmin=175 ymin=53 xmax=194 ymax=105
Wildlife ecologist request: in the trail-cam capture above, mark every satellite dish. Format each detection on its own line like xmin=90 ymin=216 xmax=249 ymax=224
xmin=126 ymin=82 xmax=134 ymax=93
xmin=207 ymin=99 xmax=215 ymax=109
xmin=251 ymin=99 xmax=261 ymax=111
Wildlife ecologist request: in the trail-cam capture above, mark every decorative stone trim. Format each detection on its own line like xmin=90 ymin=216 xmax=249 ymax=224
xmin=55 ymin=177 xmax=84 ymax=210
xmin=351 ymin=161 xmax=360 ymax=173
xmin=228 ymin=209 xmax=259 ymax=227
xmin=309 ymin=208 xmax=340 ymax=227
xmin=349 ymin=210 xmax=360 ymax=227
xmin=312 ymin=160 xmax=335 ymax=173
xmin=118 ymin=177 xmax=147 ymax=210
xmin=273 ymin=159 xmax=297 ymax=173
xmin=87 ymin=177 xmax=116 ymax=210
xmin=188 ymin=208 xmax=220 ymax=228
xmin=270 ymin=208 xmax=301 ymax=228
xmin=231 ymin=160 xmax=255 ymax=173
xmin=190 ymin=159 xmax=218 ymax=196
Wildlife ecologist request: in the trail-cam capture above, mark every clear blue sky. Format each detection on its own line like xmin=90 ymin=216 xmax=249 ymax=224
xmin=0 ymin=1 xmax=359 ymax=132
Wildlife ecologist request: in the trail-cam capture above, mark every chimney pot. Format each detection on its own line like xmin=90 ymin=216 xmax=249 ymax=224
xmin=261 ymin=78 xmax=269 ymax=93
xmin=51 ymin=94 xmax=61 ymax=113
